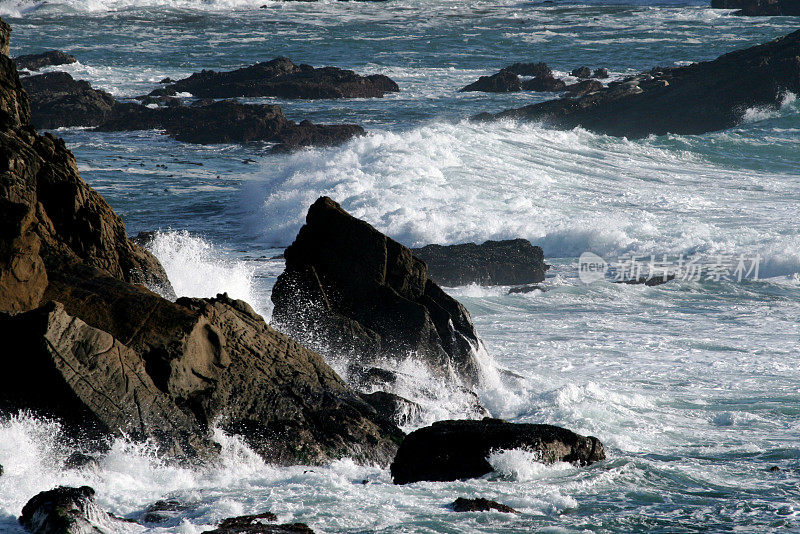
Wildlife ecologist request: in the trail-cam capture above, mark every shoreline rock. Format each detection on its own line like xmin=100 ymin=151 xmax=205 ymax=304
xmin=711 ymin=0 xmax=800 ymax=15
xmin=19 ymin=486 xmax=137 ymax=534
xmin=452 ymin=497 xmax=517 ymax=513
xmin=14 ymin=50 xmax=76 ymax=72
xmin=475 ymin=30 xmax=800 ymax=138
xmin=461 ymin=62 xmax=609 ymax=93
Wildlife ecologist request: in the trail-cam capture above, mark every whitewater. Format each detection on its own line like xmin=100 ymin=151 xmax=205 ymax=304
xmin=1 ymin=0 xmax=800 ymax=532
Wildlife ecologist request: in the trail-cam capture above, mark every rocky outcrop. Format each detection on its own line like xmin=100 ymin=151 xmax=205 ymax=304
xmin=711 ymin=0 xmax=800 ymax=15
xmin=411 ymin=239 xmax=549 ymax=287
xmin=462 ymin=62 xmax=609 ymax=94
xmin=476 ymin=30 xmax=800 ymax=138
xmin=565 ymin=79 xmax=604 ymax=96
xmin=19 ymin=486 xmax=136 ymax=534
xmin=161 ymin=57 xmax=399 ymax=99
xmin=520 ymin=74 xmax=566 ymax=92
xmin=502 ymin=62 xmax=551 ymax=77
xmin=271 ymin=197 xmax=486 ymax=387
xmin=15 ymin=51 xmax=76 ymax=72
xmin=21 ymin=72 xmax=364 ymax=149
xmin=459 ymin=71 xmax=521 ymax=93
xmin=390 ymin=418 xmax=605 ymax=484
xmin=202 ymin=512 xmax=315 ymax=534
xmin=452 ymin=497 xmax=517 ymax=513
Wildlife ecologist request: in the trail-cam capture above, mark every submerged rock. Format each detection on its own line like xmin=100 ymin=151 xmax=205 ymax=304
xmin=162 ymin=57 xmax=399 ymax=99
xmin=271 ymin=197 xmax=486 ymax=387
xmin=476 ymin=30 xmax=800 ymax=138
xmin=412 ymin=239 xmax=549 ymax=286
xmin=142 ymin=499 xmax=197 ymax=524
xmin=615 ymin=274 xmax=676 ymax=286
xmin=460 ymin=71 xmax=521 ymax=93
xmin=63 ymin=452 xmax=101 ymax=471
xmin=711 ymin=0 xmax=800 ymax=15
xmin=14 ymin=50 xmax=76 ymax=72
xmin=19 ymin=486 xmax=136 ymax=534
xmin=203 ymin=512 xmax=315 ymax=534
xmin=452 ymin=497 xmax=517 ymax=513
xmin=390 ymin=418 xmax=605 ymax=484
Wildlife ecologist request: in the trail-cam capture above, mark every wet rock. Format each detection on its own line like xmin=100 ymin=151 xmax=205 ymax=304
xmin=711 ymin=0 xmax=800 ymax=15
xmin=14 ymin=50 xmax=76 ymax=72
xmin=769 ymin=465 xmax=781 ymax=472
xmin=520 ymin=73 xmax=566 ymax=92
xmin=507 ymin=284 xmax=545 ymax=294
xmin=162 ymin=57 xmax=399 ymax=99
xmin=203 ymin=512 xmax=316 ymax=534
xmin=452 ymin=497 xmax=517 ymax=513
xmin=391 ymin=418 xmax=605 ymax=484
xmin=18 ymin=486 xmax=135 ymax=534
xmin=0 ymin=463 xmax=3 ymax=476
xmin=459 ymin=71 xmax=521 ymax=93
xmin=271 ymin=197 xmax=485 ymax=386
xmin=478 ymin=30 xmax=800 ymax=137
xmin=21 ymin=71 xmax=118 ymax=129
xmin=571 ymin=66 xmax=591 ymax=78
xmin=615 ymin=274 xmax=676 ymax=286
xmin=593 ymin=67 xmax=610 ymax=79
xmin=63 ymin=452 xmax=100 ymax=471
xmin=158 ymin=77 xmax=173 ymax=83
xmin=565 ymin=79 xmax=604 ymax=96
xmin=361 ymin=391 xmax=423 ymax=427
xmin=411 ymin=239 xmax=549 ymax=286
xmin=502 ymin=61 xmax=551 ymax=77
xmin=142 ymin=500 xmax=197 ymax=523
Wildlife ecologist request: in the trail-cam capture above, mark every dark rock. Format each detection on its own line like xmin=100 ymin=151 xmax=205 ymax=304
xmin=520 ymin=73 xmax=566 ymax=92
xmin=571 ymin=66 xmax=592 ymax=78
xmin=593 ymin=67 xmax=610 ymax=79
xmin=361 ymin=391 xmax=423 ymax=427
xmin=615 ymin=274 xmax=675 ymax=286
xmin=769 ymin=465 xmax=781 ymax=472
xmin=63 ymin=452 xmax=100 ymax=471
xmin=478 ymin=30 xmax=800 ymax=138
xmin=565 ymin=79 xmax=604 ymax=96
xmin=158 ymin=77 xmax=173 ymax=83
xmin=349 ymin=365 xmax=399 ymax=389
xmin=411 ymin=239 xmax=549 ymax=287
xmin=507 ymin=284 xmax=545 ymax=294
xmin=0 ymin=463 xmax=3 ymax=476
xmin=452 ymin=497 xmax=517 ymax=513
xmin=711 ymin=0 xmax=800 ymax=15
xmin=204 ymin=520 xmax=315 ymax=534
xmin=14 ymin=50 xmax=76 ymax=72
xmin=163 ymin=57 xmax=399 ymax=99
xmin=502 ymin=62 xmax=551 ymax=77
xmin=18 ymin=486 xmax=134 ymax=534
xmin=271 ymin=197 xmax=485 ymax=387
xmin=271 ymin=119 xmax=365 ymax=152
xmin=21 ymin=72 xmax=118 ymax=129
xmin=390 ymin=418 xmax=605 ymax=484
xmin=460 ymin=71 xmax=521 ymax=93
xmin=142 ymin=499 xmax=197 ymax=523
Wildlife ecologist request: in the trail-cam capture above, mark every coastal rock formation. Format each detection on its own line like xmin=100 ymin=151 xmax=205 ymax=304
xmin=14 ymin=50 xmax=76 ymax=72
xmin=161 ymin=57 xmax=399 ymax=99
xmin=452 ymin=497 xmax=517 ymax=513
xmin=711 ymin=0 xmax=800 ymax=15
xmin=21 ymin=72 xmax=364 ymax=149
xmin=412 ymin=239 xmax=549 ymax=286
xmin=204 ymin=516 xmax=316 ymax=534
xmin=521 ymin=74 xmax=566 ymax=92
xmin=19 ymin=486 xmax=136 ymax=534
xmin=390 ymin=418 xmax=605 ymax=484
xmin=571 ymin=66 xmax=591 ymax=78
xmin=459 ymin=71 xmax=521 ymax=93
xmin=142 ymin=500 xmax=197 ymax=524
xmin=502 ymin=61 xmax=551 ymax=77
xmin=271 ymin=197 xmax=485 ymax=386
xmin=476 ymin=30 xmax=800 ymax=138
xmin=565 ymin=79 xmax=604 ymax=96
xmin=0 ymin=17 xmax=402 ymax=466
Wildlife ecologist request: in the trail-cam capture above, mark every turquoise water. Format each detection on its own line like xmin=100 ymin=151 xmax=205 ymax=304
xmin=1 ymin=0 xmax=799 ymax=532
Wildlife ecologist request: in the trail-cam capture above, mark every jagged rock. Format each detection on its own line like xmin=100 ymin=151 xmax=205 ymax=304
xmin=711 ymin=0 xmax=800 ymax=15
xmin=520 ymin=74 xmax=566 ymax=92
xmin=63 ymin=452 xmax=101 ymax=471
xmin=271 ymin=197 xmax=485 ymax=386
xmin=162 ymin=57 xmax=399 ymax=99
xmin=615 ymin=274 xmax=676 ymax=286
xmin=361 ymin=391 xmax=423 ymax=427
xmin=565 ymin=79 xmax=604 ymax=96
xmin=571 ymin=66 xmax=592 ymax=78
xmin=593 ymin=67 xmax=610 ymax=79
xmin=14 ymin=51 xmax=76 ymax=72
xmin=142 ymin=500 xmax=197 ymax=524
xmin=452 ymin=497 xmax=517 ymax=513
xmin=477 ymin=30 xmax=800 ymax=138
xmin=459 ymin=71 xmax=521 ymax=93
xmin=22 ymin=72 xmax=364 ymax=148
xmin=18 ymin=486 xmax=136 ymax=534
xmin=502 ymin=62 xmax=551 ymax=77
xmin=390 ymin=418 xmax=605 ymax=484
xmin=411 ymin=239 xmax=549 ymax=286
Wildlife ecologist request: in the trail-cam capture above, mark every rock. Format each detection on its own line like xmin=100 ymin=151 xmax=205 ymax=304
xmin=162 ymin=57 xmax=399 ymax=99
xmin=390 ymin=418 xmax=605 ymax=484
xmin=507 ymin=284 xmax=545 ymax=294
xmin=22 ymin=73 xmax=364 ymax=148
xmin=459 ymin=71 xmax=521 ymax=93
xmin=158 ymin=77 xmax=173 ymax=83
xmin=63 ymin=452 xmax=100 ymax=471
xmin=615 ymin=274 xmax=675 ymax=286
xmin=593 ymin=67 xmax=610 ymax=79
xmin=360 ymin=391 xmax=423 ymax=427
xmin=411 ymin=239 xmax=549 ymax=286
xmin=271 ymin=197 xmax=486 ymax=387
xmin=202 ymin=513 xmax=316 ymax=534
xmin=477 ymin=30 xmax=800 ymax=138
xmin=142 ymin=500 xmax=197 ymax=523
xmin=452 ymin=497 xmax=517 ymax=513
xmin=711 ymin=0 xmax=800 ymax=15
xmin=14 ymin=51 xmax=76 ymax=72
xmin=565 ymin=79 xmax=604 ymax=96
xmin=769 ymin=465 xmax=781 ymax=472
xmin=502 ymin=62 xmax=551 ymax=77
xmin=18 ymin=486 xmax=136 ymax=534
xmin=0 ymin=463 xmax=3 ymax=476
xmin=571 ymin=66 xmax=591 ymax=78
xmin=520 ymin=73 xmax=566 ymax=92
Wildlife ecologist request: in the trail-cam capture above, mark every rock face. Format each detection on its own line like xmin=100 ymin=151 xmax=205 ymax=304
xmin=21 ymin=72 xmax=364 ymax=149
xmin=162 ymin=57 xmax=399 ymax=99
xmin=452 ymin=497 xmax=517 ymax=513
xmin=14 ymin=50 xmax=76 ymax=72
xmin=477 ymin=30 xmax=800 ymax=138
xmin=390 ymin=418 xmax=606 ymax=484
xmin=18 ymin=486 xmax=135 ymax=534
xmin=0 ymin=18 xmax=402 ymax=466
xmin=460 ymin=71 xmax=521 ymax=93
xmin=271 ymin=197 xmax=485 ymax=387
xmin=411 ymin=239 xmax=549 ymax=287
xmin=711 ymin=0 xmax=800 ymax=15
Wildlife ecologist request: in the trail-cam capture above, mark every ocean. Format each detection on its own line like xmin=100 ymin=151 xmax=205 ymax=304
xmin=0 ymin=0 xmax=799 ymax=531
